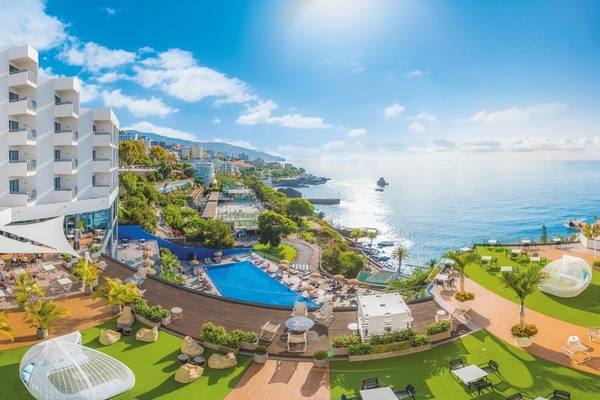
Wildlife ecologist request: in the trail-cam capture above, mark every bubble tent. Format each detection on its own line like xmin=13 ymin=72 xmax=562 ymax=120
xmin=539 ymin=255 xmax=592 ymax=298
xmin=19 ymin=331 xmax=135 ymax=400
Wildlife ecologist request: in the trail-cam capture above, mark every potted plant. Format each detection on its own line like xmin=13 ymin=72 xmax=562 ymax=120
xmin=0 ymin=311 xmax=14 ymax=342
xmin=501 ymin=265 xmax=547 ymax=347
xmin=24 ymin=300 xmax=70 ymax=339
xmin=593 ymin=259 xmax=600 ymax=271
xmin=90 ymin=244 xmax=102 ymax=259
xmin=61 ymin=253 xmax=75 ymax=269
xmin=93 ymin=277 xmax=141 ymax=314
xmin=446 ymin=251 xmax=475 ymax=311
xmin=14 ymin=271 xmax=45 ymax=311
xmin=199 ymin=322 xmax=240 ymax=353
xmin=253 ymin=345 xmax=268 ymax=363
xmin=426 ymin=320 xmax=452 ymax=342
xmin=312 ymin=350 xmax=329 ymax=368
xmin=72 ymin=258 xmax=100 ymax=295
xmin=232 ymin=329 xmax=259 ymax=351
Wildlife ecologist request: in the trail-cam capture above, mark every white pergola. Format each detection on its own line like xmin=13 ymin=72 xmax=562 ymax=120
xmin=358 ymin=293 xmax=413 ymax=341
xmin=0 ymin=216 xmax=78 ymax=257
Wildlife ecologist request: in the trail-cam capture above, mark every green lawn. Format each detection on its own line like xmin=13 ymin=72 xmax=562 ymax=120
xmin=0 ymin=322 xmax=250 ymax=400
xmin=330 ymin=330 xmax=600 ymax=399
xmin=253 ymin=243 xmax=297 ymax=261
xmin=462 ymin=247 xmax=600 ymax=327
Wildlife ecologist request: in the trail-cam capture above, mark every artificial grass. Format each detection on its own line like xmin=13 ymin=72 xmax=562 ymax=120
xmin=462 ymin=247 xmax=600 ymax=326
xmin=0 ymin=321 xmax=250 ymax=400
xmin=253 ymin=243 xmax=297 ymax=261
xmin=330 ymin=330 xmax=600 ymax=399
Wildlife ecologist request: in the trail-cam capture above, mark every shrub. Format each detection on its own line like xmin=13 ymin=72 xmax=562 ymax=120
xmin=200 ymin=322 xmax=227 ymax=345
xmin=426 ymin=320 xmax=451 ymax=335
xmin=410 ymin=334 xmax=430 ymax=347
xmin=348 ymin=343 xmax=371 ymax=355
xmin=371 ymin=341 xmax=412 ymax=354
xmin=255 ymin=345 xmax=267 ymax=355
xmin=331 ymin=335 xmax=361 ymax=348
xmin=131 ymin=299 xmax=169 ymax=322
xmin=90 ymin=244 xmax=101 ymax=253
xmin=231 ymin=329 xmax=258 ymax=344
xmin=62 ymin=253 xmax=73 ymax=263
xmin=313 ymin=350 xmax=328 ymax=360
xmin=454 ymin=291 xmax=475 ymax=302
xmin=369 ymin=328 xmax=416 ymax=345
xmin=511 ymin=323 xmax=538 ymax=338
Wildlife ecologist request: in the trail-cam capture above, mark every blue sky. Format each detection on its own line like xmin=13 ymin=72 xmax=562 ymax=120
xmin=4 ymin=0 xmax=600 ymax=159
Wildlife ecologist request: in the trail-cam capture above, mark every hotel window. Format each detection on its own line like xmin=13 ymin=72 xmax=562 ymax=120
xmin=54 ymin=177 xmax=61 ymax=190
xmin=9 ymin=91 xmax=18 ymax=101
xmin=9 ymin=179 xmax=19 ymax=193
xmin=92 ymin=175 xmax=96 ymax=186
xmin=55 ymin=95 xmax=61 ymax=105
xmin=9 ymin=120 xmax=19 ymax=132
xmin=9 ymin=150 xmax=19 ymax=161
xmin=54 ymin=122 xmax=61 ymax=133
xmin=54 ymin=149 xmax=61 ymax=161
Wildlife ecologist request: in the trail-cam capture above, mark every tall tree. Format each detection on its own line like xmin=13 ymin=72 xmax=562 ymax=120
xmin=367 ymin=230 xmax=377 ymax=247
xmin=445 ymin=251 xmax=467 ymax=293
xmin=258 ymin=211 xmax=298 ymax=246
xmin=392 ymin=246 xmax=408 ymax=270
xmin=501 ymin=266 xmax=548 ymax=327
xmin=286 ymin=198 xmax=314 ymax=221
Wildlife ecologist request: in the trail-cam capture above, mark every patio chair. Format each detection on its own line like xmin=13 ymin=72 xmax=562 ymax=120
xmin=286 ymin=332 xmax=307 ymax=352
xmin=504 ymin=394 xmax=523 ymax=400
xmin=562 ymin=344 xmax=592 ymax=364
xmin=314 ymin=302 xmax=335 ymax=326
xmin=471 ymin=378 xmax=493 ymax=395
xmin=361 ymin=377 xmax=380 ymax=390
xmin=548 ymin=389 xmax=571 ymax=400
xmin=449 ymin=358 xmax=464 ymax=370
xmin=393 ymin=384 xmax=416 ymax=400
xmin=259 ymin=321 xmax=281 ymax=343
xmin=340 ymin=395 xmax=356 ymax=400
xmin=588 ymin=327 xmax=600 ymax=342
xmin=481 ymin=359 xmax=500 ymax=375
xmin=451 ymin=309 xmax=471 ymax=326
xmin=291 ymin=301 xmax=308 ymax=317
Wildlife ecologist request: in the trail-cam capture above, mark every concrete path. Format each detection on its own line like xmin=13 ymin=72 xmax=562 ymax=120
xmin=283 ymin=236 xmax=321 ymax=271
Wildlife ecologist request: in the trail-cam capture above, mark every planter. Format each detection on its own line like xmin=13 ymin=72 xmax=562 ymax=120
xmin=37 ymin=327 xmax=48 ymax=339
xmin=312 ymin=357 xmax=329 ymax=368
xmin=111 ymin=305 xmax=122 ymax=314
xmin=455 ymin=300 xmax=473 ymax=312
xmin=90 ymin=251 xmax=102 ymax=259
xmin=514 ymin=336 xmax=533 ymax=347
xmin=62 ymin=260 xmax=76 ymax=270
xmin=428 ymin=329 xmax=452 ymax=343
xmin=161 ymin=314 xmax=172 ymax=326
xmin=203 ymin=341 xmax=240 ymax=354
xmin=240 ymin=341 xmax=258 ymax=352
xmin=348 ymin=343 xmax=431 ymax=362
xmin=84 ymin=285 xmax=93 ymax=295
xmin=134 ymin=313 xmax=161 ymax=328
xmin=331 ymin=347 xmax=349 ymax=357
xmin=253 ymin=352 xmax=268 ymax=364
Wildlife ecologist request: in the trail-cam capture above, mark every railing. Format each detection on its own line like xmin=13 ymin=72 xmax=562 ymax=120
xmin=55 ymin=129 xmax=78 ymax=140
xmin=9 ymin=97 xmax=37 ymax=110
xmin=94 ymin=131 xmax=111 ymax=135
xmin=10 ymin=127 xmax=37 ymax=140
xmin=55 ymin=186 xmax=78 ymax=196
xmin=9 ymin=69 xmax=37 ymax=84
xmin=9 ymin=159 xmax=36 ymax=171
xmin=9 ymin=189 xmax=37 ymax=202
xmin=55 ymin=158 xmax=78 ymax=169
xmin=55 ymin=100 xmax=79 ymax=114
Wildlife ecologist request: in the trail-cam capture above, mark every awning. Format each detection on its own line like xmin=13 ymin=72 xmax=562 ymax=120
xmin=0 ymin=234 xmax=59 ymax=254
xmin=0 ymin=216 xmax=78 ymax=256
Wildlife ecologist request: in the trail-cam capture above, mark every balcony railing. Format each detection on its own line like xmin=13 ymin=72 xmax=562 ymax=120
xmin=10 ymin=68 xmax=37 ymax=84
xmin=10 ymin=127 xmax=37 ymax=140
xmin=55 ymin=100 xmax=79 ymax=114
xmin=9 ymin=97 xmax=37 ymax=110
xmin=9 ymin=159 xmax=36 ymax=171
xmin=55 ymin=129 xmax=79 ymax=140
xmin=55 ymin=158 xmax=78 ymax=168
xmin=9 ymin=189 xmax=37 ymax=202
xmin=55 ymin=186 xmax=78 ymax=195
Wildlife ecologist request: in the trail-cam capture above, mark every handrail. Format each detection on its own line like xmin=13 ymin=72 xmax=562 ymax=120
xmin=10 ymin=69 xmax=37 ymax=83
xmin=10 ymin=127 xmax=37 ymax=139
xmin=9 ymin=159 xmax=36 ymax=170
xmin=9 ymin=97 xmax=37 ymax=110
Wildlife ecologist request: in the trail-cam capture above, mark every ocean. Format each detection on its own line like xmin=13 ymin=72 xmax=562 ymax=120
xmin=294 ymin=159 xmax=600 ymax=268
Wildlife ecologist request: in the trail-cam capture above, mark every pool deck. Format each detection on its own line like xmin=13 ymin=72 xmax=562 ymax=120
xmin=102 ymin=256 xmax=441 ymax=358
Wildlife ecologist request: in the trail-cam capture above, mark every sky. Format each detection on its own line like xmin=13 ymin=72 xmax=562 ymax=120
xmin=3 ymin=0 xmax=600 ymax=161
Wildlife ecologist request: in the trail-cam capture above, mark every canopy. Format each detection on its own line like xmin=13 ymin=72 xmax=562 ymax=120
xmin=19 ymin=331 xmax=135 ymax=400
xmin=0 ymin=234 xmax=58 ymax=254
xmin=0 ymin=216 xmax=78 ymax=256
xmin=539 ymin=255 xmax=592 ymax=298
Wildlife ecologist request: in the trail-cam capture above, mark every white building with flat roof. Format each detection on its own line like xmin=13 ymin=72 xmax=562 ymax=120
xmin=1 ymin=45 xmax=120 ymax=255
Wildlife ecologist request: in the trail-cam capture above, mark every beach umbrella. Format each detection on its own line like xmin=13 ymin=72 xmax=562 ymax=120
xmin=304 ymin=284 xmax=316 ymax=291
xmin=333 ymin=274 xmax=345 ymax=282
xmin=214 ymin=251 xmax=223 ymax=257
xmin=347 ymin=279 xmax=359 ymax=286
xmin=310 ymin=272 xmax=321 ymax=278
xmin=191 ymin=259 xmax=199 ymax=265
xmin=279 ymin=262 xmax=288 ymax=270
xmin=145 ymin=267 xmax=156 ymax=276
xmin=280 ymin=259 xmax=289 ymax=265
xmin=143 ymin=258 xmax=154 ymax=267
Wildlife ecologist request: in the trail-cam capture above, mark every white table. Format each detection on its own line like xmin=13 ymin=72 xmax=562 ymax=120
xmin=347 ymin=322 xmax=358 ymax=333
xmin=42 ymin=264 xmax=56 ymax=273
xmin=436 ymin=273 xmax=449 ymax=282
xmin=452 ymin=364 xmax=488 ymax=385
xmin=435 ymin=309 xmax=450 ymax=322
xmin=534 ymin=397 xmax=549 ymax=400
xmin=511 ymin=249 xmax=520 ymax=254
xmin=360 ymin=387 xmax=397 ymax=400
xmin=487 ymin=240 xmax=498 ymax=245
xmin=522 ymin=239 xmax=531 ymax=245
xmin=481 ymin=256 xmax=492 ymax=263
xmin=57 ymin=277 xmax=72 ymax=286
xmin=500 ymin=266 xmax=513 ymax=272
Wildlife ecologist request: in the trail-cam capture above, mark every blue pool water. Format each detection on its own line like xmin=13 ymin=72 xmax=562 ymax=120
xmin=205 ymin=261 xmax=318 ymax=308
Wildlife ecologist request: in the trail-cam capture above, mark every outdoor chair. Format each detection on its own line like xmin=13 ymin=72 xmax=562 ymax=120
xmin=562 ymin=344 xmax=592 ymax=364
xmin=286 ymin=332 xmax=307 ymax=353
xmin=481 ymin=360 xmax=500 ymax=375
xmin=451 ymin=309 xmax=472 ymax=326
xmin=588 ymin=327 xmax=600 ymax=342
xmin=259 ymin=321 xmax=281 ymax=343
xmin=314 ymin=302 xmax=334 ymax=326
xmin=449 ymin=358 xmax=465 ymax=370
xmin=291 ymin=301 xmax=308 ymax=317
xmin=340 ymin=395 xmax=356 ymax=400
xmin=548 ymin=389 xmax=571 ymax=400
xmin=361 ymin=377 xmax=380 ymax=390
xmin=471 ymin=378 xmax=493 ymax=395
xmin=393 ymin=384 xmax=416 ymax=399
xmin=504 ymin=394 xmax=523 ymax=400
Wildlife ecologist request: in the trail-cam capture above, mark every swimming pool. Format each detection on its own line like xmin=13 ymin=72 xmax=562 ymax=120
xmin=204 ymin=261 xmax=318 ymax=308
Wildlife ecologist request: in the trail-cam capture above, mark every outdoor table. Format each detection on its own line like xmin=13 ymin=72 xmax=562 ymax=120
xmin=511 ymin=249 xmax=520 ymax=254
xmin=435 ymin=309 xmax=450 ymax=322
xmin=451 ymin=364 xmax=488 ymax=386
xmin=42 ymin=264 xmax=56 ymax=273
xmin=192 ymin=355 xmax=206 ymax=366
xmin=359 ymin=386 xmax=397 ymax=400
xmin=481 ymin=256 xmax=492 ymax=263
xmin=347 ymin=322 xmax=359 ymax=334
xmin=487 ymin=240 xmax=498 ymax=245
xmin=459 ymin=247 xmax=471 ymax=253
xmin=286 ymin=316 xmax=315 ymax=333
xmin=177 ymin=353 xmax=190 ymax=365
xmin=436 ymin=273 xmax=449 ymax=282
xmin=57 ymin=277 xmax=72 ymax=286
xmin=500 ymin=266 xmax=513 ymax=273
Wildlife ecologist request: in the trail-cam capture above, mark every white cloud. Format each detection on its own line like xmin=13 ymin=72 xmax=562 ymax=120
xmin=237 ymin=100 xmax=331 ymax=129
xmin=347 ymin=128 xmax=367 ymax=137
xmin=384 ymin=103 xmax=405 ymax=119
xmin=101 ymin=89 xmax=177 ymax=117
xmin=403 ymin=69 xmax=429 ymax=78
xmin=95 ymin=71 xmax=128 ymax=83
xmin=80 ymin=82 xmax=100 ymax=104
xmin=407 ymin=112 xmax=437 ymax=132
xmin=133 ymin=48 xmax=255 ymax=104
xmin=212 ymin=138 xmax=257 ymax=150
xmin=60 ymin=41 xmax=136 ymax=72
xmin=408 ymin=121 xmax=426 ymax=132
xmin=124 ymin=121 xmax=196 ymax=141
xmin=409 ymin=112 xmax=438 ymax=123
xmin=465 ymin=102 xmax=567 ymax=124
xmin=212 ymin=118 xmax=221 ymax=124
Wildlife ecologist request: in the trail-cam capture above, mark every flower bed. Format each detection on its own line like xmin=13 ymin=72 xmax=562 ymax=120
xmin=131 ymin=299 xmax=170 ymax=327
xmin=199 ymin=322 xmax=258 ymax=354
xmin=345 ymin=329 xmax=432 ymax=362
xmin=426 ymin=320 xmax=452 ymax=342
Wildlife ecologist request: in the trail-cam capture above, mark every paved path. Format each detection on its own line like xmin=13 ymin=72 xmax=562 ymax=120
xmin=283 ymin=236 xmax=321 ymax=271
xmin=225 ymin=360 xmax=329 ymax=400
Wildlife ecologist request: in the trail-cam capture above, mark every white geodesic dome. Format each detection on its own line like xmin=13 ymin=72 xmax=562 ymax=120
xmin=539 ymin=255 xmax=592 ymax=298
xmin=19 ymin=331 xmax=135 ymax=400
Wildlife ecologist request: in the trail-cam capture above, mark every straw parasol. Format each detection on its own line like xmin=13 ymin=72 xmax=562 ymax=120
xmin=145 ymin=267 xmax=156 ymax=276
xmin=143 ymin=258 xmax=154 ymax=267
xmin=191 ymin=259 xmax=199 ymax=265
xmin=278 ymin=261 xmax=288 ymax=270
xmin=304 ymin=284 xmax=316 ymax=292
xmin=347 ymin=278 xmax=359 ymax=286
xmin=310 ymin=272 xmax=321 ymax=278
xmin=333 ymin=274 xmax=345 ymax=282
xmin=214 ymin=251 xmax=223 ymax=257
xmin=280 ymin=259 xmax=289 ymax=265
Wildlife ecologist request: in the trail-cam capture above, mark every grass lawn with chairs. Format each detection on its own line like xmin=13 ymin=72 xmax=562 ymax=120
xmin=330 ymin=330 xmax=600 ymax=399
xmin=0 ymin=321 xmax=250 ymax=400
xmin=253 ymin=243 xmax=297 ymax=261
xmin=462 ymin=247 xmax=600 ymax=327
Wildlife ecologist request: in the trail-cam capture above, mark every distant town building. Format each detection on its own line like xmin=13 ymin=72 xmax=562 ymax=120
xmin=214 ymin=159 xmax=239 ymax=175
xmin=119 ymin=131 xmax=141 ymax=142
xmin=179 ymin=146 xmax=191 ymax=159
xmin=191 ymin=144 xmax=204 ymax=159
xmin=194 ymin=161 xmax=215 ymax=186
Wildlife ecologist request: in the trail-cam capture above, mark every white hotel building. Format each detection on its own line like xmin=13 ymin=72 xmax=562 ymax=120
xmin=0 ymin=45 xmax=119 ymax=256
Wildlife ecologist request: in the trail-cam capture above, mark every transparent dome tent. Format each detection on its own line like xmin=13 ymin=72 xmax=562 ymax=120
xmin=538 ymin=255 xmax=592 ymax=298
xmin=19 ymin=331 xmax=135 ymax=400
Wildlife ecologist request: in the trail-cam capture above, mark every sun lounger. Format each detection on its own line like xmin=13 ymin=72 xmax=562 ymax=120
xmin=563 ymin=344 xmax=592 ymax=364
xmin=259 ymin=321 xmax=280 ymax=343
xmin=314 ymin=302 xmax=334 ymax=326
xmin=451 ymin=310 xmax=471 ymax=325
xmin=287 ymin=332 xmax=307 ymax=352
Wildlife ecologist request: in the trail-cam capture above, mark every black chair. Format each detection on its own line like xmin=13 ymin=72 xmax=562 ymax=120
xmin=449 ymin=358 xmax=465 ymax=370
xmin=340 ymin=395 xmax=355 ymax=400
xmin=471 ymin=379 xmax=493 ymax=395
xmin=481 ymin=359 xmax=500 ymax=375
xmin=394 ymin=384 xmax=416 ymax=400
xmin=504 ymin=394 xmax=523 ymax=400
xmin=361 ymin=377 xmax=380 ymax=390
xmin=549 ymin=389 xmax=571 ymax=400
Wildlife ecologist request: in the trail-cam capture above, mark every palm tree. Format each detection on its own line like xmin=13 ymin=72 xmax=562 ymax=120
xmin=72 ymin=257 xmax=100 ymax=294
xmin=445 ymin=251 xmax=467 ymax=293
xmin=93 ymin=277 xmax=141 ymax=313
xmin=350 ymin=228 xmax=365 ymax=245
xmin=501 ymin=266 xmax=548 ymax=328
xmin=367 ymin=230 xmax=377 ymax=247
xmin=14 ymin=271 xmax=45 ymax=311
xmin=0 ymin=312 xmax=14 ymax=342
xmin=392 ymin=246 xmax=408 ymax=269
xmin=24 ymin=300 xmax=70 ymax=339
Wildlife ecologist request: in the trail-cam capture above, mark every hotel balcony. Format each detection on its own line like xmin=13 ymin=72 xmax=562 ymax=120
xmin=8 ymin=159 xmax=36 ymax=177
xmin=7 ymin=189 xmax=37 ymax=207
xmin=8 ymin=69 xmax=37 ymax=89
xmin=8 ymin=97 xmax=36 ymax=116
xmin=54 ymin=158 xmax=78 ymax=175
xmin=8 ymin=128 xmax=36 ymax=146
xmin=54 ymin=129 xmax=79 ymax=146
xmin=92 ymin=131 xmax=114 ymax=147
xmin=91 ymin=184 xmax=112 ymax=198
xmin=92 ymin=158 xmax=114 ymax=173
xmin=53 ymin=186 xmax=78 ymax=203
xmin=54 ymin=101 xmax=79 ymax=119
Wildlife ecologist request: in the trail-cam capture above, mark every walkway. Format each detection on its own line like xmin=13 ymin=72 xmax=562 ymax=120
xmin=225 ymin=360 xmax=329 ymax=400
xmin=283 ymin=236 xmax=321 ymax=271
xmin=0 ymin=294 xmax=112 ymax=351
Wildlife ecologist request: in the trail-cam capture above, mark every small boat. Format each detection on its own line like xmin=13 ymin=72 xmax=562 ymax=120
xmin=376 ymin=177 xmax=389 ymax=187
xmin=564 ymin=219 xmax=585 ymax=229
xmin=375 ymin=187 xmax=384 ymax=192
xmin=377 ymin=241 xmax=394 ymax=247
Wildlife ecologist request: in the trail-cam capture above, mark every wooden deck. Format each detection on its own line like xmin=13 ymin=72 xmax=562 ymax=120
xmin=102 ymin=257 xmax=441 ymax=357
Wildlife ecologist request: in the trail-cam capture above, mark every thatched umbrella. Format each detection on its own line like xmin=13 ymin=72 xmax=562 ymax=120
xmin=191 ymin=259 xmax=199 ymax=265
xmin=347 ymin=278 xmax=359 ymax=286
xmin=278 ymin=261 xmax=288 ymax=270
xmin=310 ymin=272 xmax=321 ymax=278
xmin=280 ymin=259 xmax=289 ymax=265
xmin=333 ymin=274 xmax=345 ymax=282
xmin=143 ymin=258 xmax=154 ymax=268
xmin=145 ymin=267 xmax=157 ymax=276
xmin=304 ymin=284 xmax=316 ymax=292
xmin=214 ymin=251 xmax=223 ymax=258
